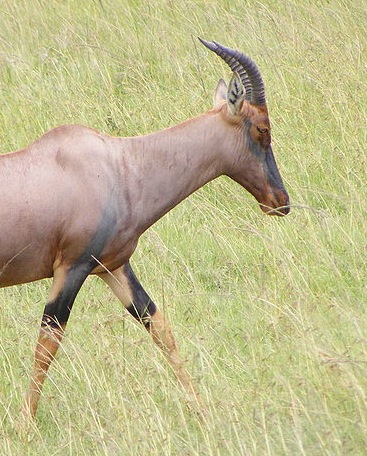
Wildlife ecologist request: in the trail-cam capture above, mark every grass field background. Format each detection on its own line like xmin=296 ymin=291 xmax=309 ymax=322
xmin=1 ymin=0 xmax=367 ymax=454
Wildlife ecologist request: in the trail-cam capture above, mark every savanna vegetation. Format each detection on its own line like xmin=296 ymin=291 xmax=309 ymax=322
xmin=0 ymin=0 xmax=366 ymax=454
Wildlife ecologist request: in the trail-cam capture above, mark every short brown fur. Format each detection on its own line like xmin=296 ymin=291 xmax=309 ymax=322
xmin=0 ymin=40 xmax=289 ymax=420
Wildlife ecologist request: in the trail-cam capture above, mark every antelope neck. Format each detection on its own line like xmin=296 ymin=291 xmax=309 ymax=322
xmin=118 ymin=113 xmax=227 ymax=234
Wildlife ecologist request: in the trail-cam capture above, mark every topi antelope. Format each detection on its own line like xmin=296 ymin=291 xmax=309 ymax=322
xmin=0 ymin=38 xmax=289 ymax=420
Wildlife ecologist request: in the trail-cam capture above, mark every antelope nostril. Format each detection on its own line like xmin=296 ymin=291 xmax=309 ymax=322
xmin=272 ymin=190 xmax=290 ymax=215
xmin=278 ymin=189 xmax=289 ymax=203
xmin=282 ymin=205 xmax=290 ymax=215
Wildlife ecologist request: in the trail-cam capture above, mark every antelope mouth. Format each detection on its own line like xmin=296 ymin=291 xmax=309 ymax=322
xmin=259 ymin=190 xmax=290 ymax=216
xmin=260 ymin=204 xmax=290 ymax=216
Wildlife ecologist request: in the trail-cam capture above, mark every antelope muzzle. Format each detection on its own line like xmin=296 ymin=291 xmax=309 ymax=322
xmin=260 ymin=145 xmax=290 ymax=216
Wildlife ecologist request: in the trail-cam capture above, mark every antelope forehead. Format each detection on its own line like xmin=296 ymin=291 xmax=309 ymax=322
xmin=249 ymin=111 xmax=270 ymax=129
xmin=239 ymin=103 xmax=269 ymax=126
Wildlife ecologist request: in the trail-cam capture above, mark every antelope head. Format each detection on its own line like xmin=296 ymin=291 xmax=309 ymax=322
xmin=199 ymin=38 xmax=290 ymax=216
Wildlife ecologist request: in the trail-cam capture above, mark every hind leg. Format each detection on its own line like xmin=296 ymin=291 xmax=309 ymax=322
xmin=98 ymin=262 xmax=201 ymax=407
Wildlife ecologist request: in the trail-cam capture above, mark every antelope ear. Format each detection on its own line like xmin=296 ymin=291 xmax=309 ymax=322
xmin=213 ymin=78 xmax=228 ymax=107
xmin=226 ymin=72 xmax=244 ymax=115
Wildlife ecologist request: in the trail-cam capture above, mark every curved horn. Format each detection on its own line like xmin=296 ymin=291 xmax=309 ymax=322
xmin=198 ymin=38 xmax=266 ymax=106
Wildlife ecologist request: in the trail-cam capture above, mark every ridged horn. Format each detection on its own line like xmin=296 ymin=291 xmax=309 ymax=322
xmin=198 ymin=37 xmax=266 ymax=106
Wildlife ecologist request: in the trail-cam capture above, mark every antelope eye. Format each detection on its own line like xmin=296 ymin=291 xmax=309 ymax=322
xmin=257 ymin=126 xmax=268 ymax=133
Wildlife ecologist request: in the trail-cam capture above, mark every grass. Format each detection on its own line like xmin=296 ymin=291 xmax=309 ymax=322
xmin=1 ymin=0 xmax=367 ymax=454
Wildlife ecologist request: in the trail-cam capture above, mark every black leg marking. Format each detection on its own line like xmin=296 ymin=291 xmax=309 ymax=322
xmin=123 ymin=262 xmax=157 ymax=328
xmin=42 ymin=208 xmax=118 ymax=328
xmin=42 ymin=201 xmax=119 ymax=328
xmin=42 ymin=259 xmax=98 ymax=329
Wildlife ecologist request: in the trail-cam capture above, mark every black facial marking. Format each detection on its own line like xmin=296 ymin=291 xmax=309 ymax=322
xmin=264 ymin=146 xmax=286 ymax=191
xmin=247 ymin=132 xmax=286 ymax=192
xmin=123 ymin=262 xmax=157 ymax=328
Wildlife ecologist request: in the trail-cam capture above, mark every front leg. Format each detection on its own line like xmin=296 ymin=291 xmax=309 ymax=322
xmin=98 ymin=263 xmax=202 ymax=409
xmin=23 ymin=260 xmax=95 ymax=419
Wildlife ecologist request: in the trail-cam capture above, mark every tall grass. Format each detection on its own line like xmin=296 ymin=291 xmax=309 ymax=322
xmin=1 ymin=0 xmax=367 ymax=454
